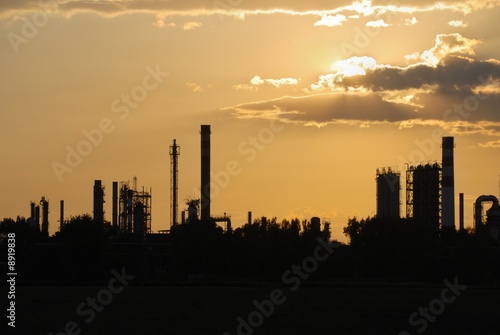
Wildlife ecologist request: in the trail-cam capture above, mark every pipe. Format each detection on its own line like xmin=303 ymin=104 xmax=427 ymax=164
xmin=474 ymin=195 xmax=500 ymax=231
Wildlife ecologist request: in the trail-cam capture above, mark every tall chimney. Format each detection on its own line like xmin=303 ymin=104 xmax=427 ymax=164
xmin=459 ymin=192 xmax=464 ymax=232
xmin=93 ymin=180 xmax=105 ymax=224
xmin=200 ymin=125 xmax=211 ymax=223
xmin=442 ymin=137 xmax=455 ymax=228
xmin=112 ymin=182 xmax=118 ymax=229
xmin=248 ymin=211 xmax=252 ymax=225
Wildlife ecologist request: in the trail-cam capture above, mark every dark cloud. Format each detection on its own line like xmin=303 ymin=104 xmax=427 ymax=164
xmin=342 ymin=56 xmax=500 ymax=95
xmin=225 ymin=93 xmax=418 ymax=124
xmin=225 ymin=32 xmax=500 ymax=129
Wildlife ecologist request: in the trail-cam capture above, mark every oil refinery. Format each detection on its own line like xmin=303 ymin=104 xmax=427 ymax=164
xmin=376 ymin=136 xmax=500 ymax=239
xmin=21 ymin=128 xmax=500 ymax=242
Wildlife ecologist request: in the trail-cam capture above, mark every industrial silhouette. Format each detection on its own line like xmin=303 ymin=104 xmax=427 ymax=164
xmin=376 ymin=136 xmax=500 ymax=239
xmin=1 ymin=128 xmax=500 ymax=285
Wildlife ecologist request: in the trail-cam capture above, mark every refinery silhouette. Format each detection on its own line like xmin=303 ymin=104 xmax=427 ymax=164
xmin=2 ymin=126 xmax=500 ymax=335
xmin=2 ymin=126 xmax=500 ymax=283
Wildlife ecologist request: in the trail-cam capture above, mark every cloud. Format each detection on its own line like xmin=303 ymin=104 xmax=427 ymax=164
xmin=313 ymin=14 xmax=346 ymax=27
xmin=186 ymin=82 xmax=210 ymax=92
xmin=404 ymin=16 xmax=418 ymax=25
xmin=223 ymin=32 xmax=500 ymax=140
xmin=409 ymin=33 xmax=481 ymax=66
xmin=448 ymin=20 xmax=468 ymax=27
xmin=183 ymin=21 xmax=202 ymax=30
xmin=311 ymin=34 xmax=498 ymax=97
xmin=0 ymin=0 xmax=497 ymax=23
xmin=479 ymin=139 xmax=500 ymax=148
xmin=234 ymin=76 xmax=300 ymax=91
xmin=224 ymin=93 xmax=418 ymax=127
xmin=366 ymin=19 xmax=390 ymax=27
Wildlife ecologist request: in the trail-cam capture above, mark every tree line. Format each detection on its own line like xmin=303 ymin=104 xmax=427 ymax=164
xmin=1 ymin=215 xmax=499 ymax=285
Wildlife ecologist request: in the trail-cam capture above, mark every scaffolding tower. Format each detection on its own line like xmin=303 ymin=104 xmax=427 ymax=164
xmin=406 ymin=163 xmax=441 ymax=229
xmin=118 ymin=177 xmax=152 ymax=235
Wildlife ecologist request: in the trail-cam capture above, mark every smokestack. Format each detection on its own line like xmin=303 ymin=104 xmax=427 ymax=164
xmin=60 ymin=200 xmax=64 ymax=232
xmin=112 ymin=182 xmax=118 ymax=229
xmin=200 ymin=125 xmax=211 ymax=223
xmin=93 ymin=180 xmax=105 ymax=224
xmin=442 ymin=137 xmax=455 ymax=229
xmin=459 ymin=193 xmax=464 ymax=232
xmin=248 ymin=211 xmax=252 ymax=225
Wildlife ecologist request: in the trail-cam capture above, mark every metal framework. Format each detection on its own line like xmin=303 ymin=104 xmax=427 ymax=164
xmin=118 ymin=177 xmax=152 ymax=235
xmin=406 ymin=163 xmax=441 ymax=229
xmin=170 ymin=139 xmax=180 ymax=227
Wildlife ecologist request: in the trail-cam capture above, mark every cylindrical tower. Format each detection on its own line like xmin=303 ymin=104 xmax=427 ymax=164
xmin=376 ymin=167 xmax=401 ymax=218
xmin=442 ymin=137 xmax=455 ymax=228
xmin=200 ymin=125 xmax=211 ymax=223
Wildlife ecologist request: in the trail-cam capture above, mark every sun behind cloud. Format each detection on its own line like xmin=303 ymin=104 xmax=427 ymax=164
xmin=330 ymin=56 xmax=377 ymax=77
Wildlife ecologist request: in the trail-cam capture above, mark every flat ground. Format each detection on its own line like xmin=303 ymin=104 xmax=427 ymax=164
xmin=7 ymin=283 xmax=500 ymax=335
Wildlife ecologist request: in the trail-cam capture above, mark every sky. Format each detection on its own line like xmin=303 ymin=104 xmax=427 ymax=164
xmin=1 ymin=0 xmax=499 ymax=243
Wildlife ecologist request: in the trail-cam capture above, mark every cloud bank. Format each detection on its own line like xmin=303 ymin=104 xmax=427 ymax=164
xmin=1 ymin=0 xmax=498 ymax=23
xmin=224 ymin=33 xmax=500 ymax=142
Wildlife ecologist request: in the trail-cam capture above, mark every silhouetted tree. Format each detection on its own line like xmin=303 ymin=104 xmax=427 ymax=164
xmin=0 ymin=216 xmax=40 ymax=243
xmin=56 ymin=214 xmax=113 ymax=280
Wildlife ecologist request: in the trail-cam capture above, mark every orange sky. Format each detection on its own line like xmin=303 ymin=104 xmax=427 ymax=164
xmin=1 ymin=1 xmax=499 ymax=242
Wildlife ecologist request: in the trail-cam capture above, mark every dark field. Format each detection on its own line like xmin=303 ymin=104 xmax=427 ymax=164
xmin=7 ymin=283 xmax=500 ymax=335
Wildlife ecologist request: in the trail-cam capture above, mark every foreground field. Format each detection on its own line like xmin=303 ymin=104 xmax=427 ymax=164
xmin=9 ymin=283 xmax=500 ymax=335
